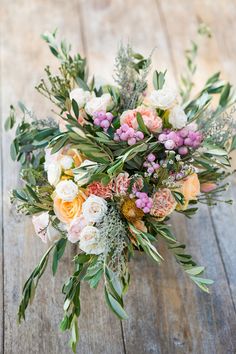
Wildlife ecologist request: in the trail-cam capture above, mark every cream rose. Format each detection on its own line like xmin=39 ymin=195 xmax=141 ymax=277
xmin=70 ymin=88 xmax=91 ymax=108
xmin=55 ymin=180 xmax=79 ymax=201
xmin=79 ymin=226 xmax=104 ymax=255
xmin=85 ymin=93 xmax=112 ymax=116
xmin=82 ymin=195 xmax=107 ymax=223
xmin=169 ymin=105 xmax=188 ymax=129
xmin=148 ymin=87 xmax=177 ymax=110
xmin=47 ymin=162 xmax=61 ymax=186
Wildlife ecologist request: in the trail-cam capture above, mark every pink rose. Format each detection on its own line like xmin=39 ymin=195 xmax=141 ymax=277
xmin=120 ymin=106 xmax=162 ymax=133
xmin=113 ymin=172 xmax=130 ymax=196
xmin=67 ymin=216 xmax=88 ymax=243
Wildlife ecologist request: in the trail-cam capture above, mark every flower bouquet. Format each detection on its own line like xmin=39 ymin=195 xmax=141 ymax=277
xmin=6 ymin=30 xmax=236 ymax=352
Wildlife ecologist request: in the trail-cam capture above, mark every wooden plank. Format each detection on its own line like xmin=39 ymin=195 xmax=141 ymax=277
xmin=190 ymin=0 xmax=236 ymax=309
xmin=1 ymin=1 xmax=81 ymax=352
xmin=79 ymin=0 xmax=236 ymax=353
xmin=1 ymin=1 xmax=124 ymax=353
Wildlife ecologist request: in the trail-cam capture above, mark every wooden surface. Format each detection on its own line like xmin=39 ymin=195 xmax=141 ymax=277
xmin=1 ymin=0 xmax=236 ymax=353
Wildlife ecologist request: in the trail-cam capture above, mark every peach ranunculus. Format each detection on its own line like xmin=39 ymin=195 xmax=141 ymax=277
xmin=178 ymin=173 xmax=200 ymax=202
xmin=150 ymin=188 xmax=177 ymax=219
xmin=120 ymin=106 xmax=162 ymax=133
xmin=53 ymin=190 xmax=87 ymax=224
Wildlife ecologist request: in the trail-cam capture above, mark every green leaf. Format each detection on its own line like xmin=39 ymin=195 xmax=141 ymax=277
xmin=153 ymin=70 xmax=166 ymax=90
xmin=52 ymin=238 xmax=67 ymax=275
xmin=136 ymin=112 xmax=150 ymax=135
xmin=219 ymin=83 xmax=231 ymax=107
xmin=104 ymin=287 xmax=128 ymax=320
xmin=72 ymin=99 xmax=79 ymax=118
xmin=76 ymin=77 xmax=90 ymax=91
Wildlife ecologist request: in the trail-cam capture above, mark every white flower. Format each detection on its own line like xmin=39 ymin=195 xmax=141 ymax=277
xmin=82 ymin=195 xmax=107 ymax=223
xmin=148 ymin=87 xmax=177 ymax=110
xmin=60 ymin=155 xmax=74 ymax=170
xmin=55 ymin=180 xmax=78 ymax=201
xmin=85 ymin=93 xmax=112 ymax=116
xmin=169 ymin=105 xmax=188 ymax=129
xmin=44 ymin=148 xmax=61 ymax=171
xmin=79 ymin=226 xmax=104 ymax=255
xmin=70 ymin=88 xmax=91 ymax=108
xmin=67 ymin=215 xmax=88 ymax=243
xmin=47 ymin=162 xmax=61 ymax=186
xmin=74 ymin=159 xmax=98 ymax=186
xmin=32 ymin=212 xmax=60 ymax=243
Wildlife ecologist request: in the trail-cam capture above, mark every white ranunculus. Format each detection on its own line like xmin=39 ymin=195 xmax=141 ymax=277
xmin=70 ymin=88 xmax=92 ymax=108
xmin=47 ymin=162 xmax=61 ymax=186
xmin=60 ymin=155 xmax=74 ymax=170
xmin=55 ymin=180 xmax=78 ymax=201
xmin=169 ymin=105 xmax=188 ymax=129
xmin=79 ymin=226 xmax=104 ymax=255
xmin=82 ymin=195 xmax=107 ymax=223
xmin=74 ymin=159 xmax=98 ymax=186
xmin=85 ymin=93 xmax=112 ymax=116
xmin=148 ymin=87 xmax=177 ymax=110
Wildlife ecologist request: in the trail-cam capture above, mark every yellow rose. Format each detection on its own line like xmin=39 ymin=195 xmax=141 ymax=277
xmin=177 ymin=173 xmax=200 ymax=210
xmin=53 ymin=190 xmax=87 ymax=224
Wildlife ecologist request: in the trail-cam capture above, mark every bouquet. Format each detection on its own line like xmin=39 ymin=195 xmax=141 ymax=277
xmin=6 ymin=30 xmax=236 ymax=352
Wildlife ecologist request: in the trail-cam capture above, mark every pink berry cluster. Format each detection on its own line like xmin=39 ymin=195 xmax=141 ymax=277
xmin=114 ymin=124 xmax=144 ymax=145
xmin=135 ymin=192 xmax=153 ymax=213
xmin=158 ymin=128 xmax=203 ymax=155
xmin=93 ymin=110 xmax=114 ymax=131
xmin=143 ymin=153 xmax=160 ymax=175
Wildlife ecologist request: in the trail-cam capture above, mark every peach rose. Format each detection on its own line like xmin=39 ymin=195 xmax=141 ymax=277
xmin=53 ymin=190 xmax=87 ymax=224
xmin=200 ymin=182 xmax=217 ymax=193
xmin=178 ymin=173 xmax=200 ymax=202
xmin=120 ymin=106 xmax=162 ymax=133
xmin=150 ymin=188 xmax=177 ymax=219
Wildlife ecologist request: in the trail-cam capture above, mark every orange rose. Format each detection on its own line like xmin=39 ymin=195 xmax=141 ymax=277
xmin=178 ymin=173 xmax=200 ymax=203
xmin=53 ymin=190 xmax=87 ymax=224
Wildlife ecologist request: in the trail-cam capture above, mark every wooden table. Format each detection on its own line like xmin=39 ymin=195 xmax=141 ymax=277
xmin=1 ymin=1 xmax=236 ymax=353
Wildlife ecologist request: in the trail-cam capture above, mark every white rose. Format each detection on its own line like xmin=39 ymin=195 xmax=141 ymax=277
xmin=74 ymin=160 xmax=98 ymax=186
xmin=79 ymin=226 xmax=104 ymax=255
xmin=55 ymin=180 xmax=78 ymax=201
xmin=169 ymin=105 xmax=188 ymax=129
xmin=85 ymin=93 xmax=112 ymax=116
xmin=32 ymin=212 xmax=60 ymax=243
xmin=47 ymin=162 xmax=61 ymax=186
xmin=82 ymin=195 xmax=107 ymax=223
xmin=60 ymin=155 xmax=74 ymax=170
xmin=70 ymin=88 xmax=91 ymax=108
xmin=32 ymin=212 xmax=49 ymax=243
xmin=148 ymin=87 xmax=177 ymax=110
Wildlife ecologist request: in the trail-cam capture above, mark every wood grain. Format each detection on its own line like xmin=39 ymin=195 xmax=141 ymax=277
xmin=1 ymin=0 xmax=236 ymax=353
